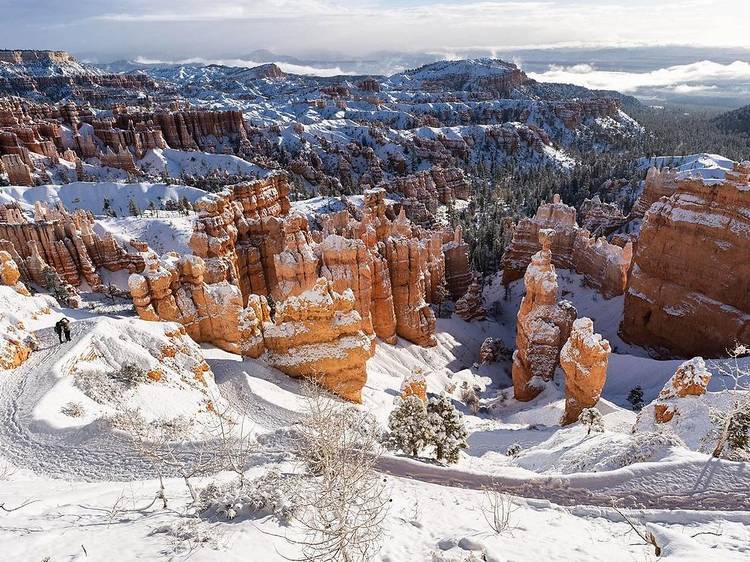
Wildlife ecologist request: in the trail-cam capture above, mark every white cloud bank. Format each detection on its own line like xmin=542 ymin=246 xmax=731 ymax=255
xmin=527 ymin=60 xmax=750 ymax=94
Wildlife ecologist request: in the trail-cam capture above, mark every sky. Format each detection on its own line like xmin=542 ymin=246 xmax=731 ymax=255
xmin=2 ymin=0 xmax=750 ymax=61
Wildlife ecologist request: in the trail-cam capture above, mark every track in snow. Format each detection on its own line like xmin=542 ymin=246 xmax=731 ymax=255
xmin=2 ymin=320 xmax=748 ymax=510
xmin=0 ymin=319 xmax=296 ymax=481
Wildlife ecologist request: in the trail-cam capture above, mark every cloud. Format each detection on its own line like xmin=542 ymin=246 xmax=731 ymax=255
xmin=527 ymin=60 xmax=750 ymax=93
xmin=5 ymin=0 xmax=750 ymax=60
xmin=133 ymin=56 xmax=352 ymax=77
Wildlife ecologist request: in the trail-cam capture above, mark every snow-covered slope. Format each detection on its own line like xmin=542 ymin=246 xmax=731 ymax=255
xmin=0 ymin=181 xmax=206 ymax=216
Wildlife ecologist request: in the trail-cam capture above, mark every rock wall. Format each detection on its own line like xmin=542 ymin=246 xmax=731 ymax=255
xmin=128 ymin=251 xmax=252 ymax=355
xmin=443 ymin=225 xmax=472 ymax=300
xmin=0 ymin=97 xmax=252 ymax=180
xmin=501 ymin=194 xmax=632 ymax=298
xmin=621 ymin=164 xmax=750 ymax=357
xmin=512 ymin=229 xmax=577 ymax=401
xmin=631 ymin=166 xmax=679 ymax=218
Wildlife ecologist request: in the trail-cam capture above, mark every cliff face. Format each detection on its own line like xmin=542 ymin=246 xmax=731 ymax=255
xmin=262 ymin=278 xmax=373 ymax=402
xmin=621 ymin=164 xmax=750 ymax=357
xmin=0 ymin=98 xmax=254 ymax=182
xmin=501 ymin=194 xmax=632 ymax=299
xmin=0 ymin=201 xmax=144 ymax=291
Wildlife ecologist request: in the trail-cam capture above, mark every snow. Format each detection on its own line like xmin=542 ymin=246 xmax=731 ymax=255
xmin=0 ymin=181 xmax=206 ymax=216
xmin=639 ymin=153 xmax=736 ymax=185
xmin=1 ymin=184 xmax=749 ymax=559
xmin=137 ymin=148 xmax=267 ymax=178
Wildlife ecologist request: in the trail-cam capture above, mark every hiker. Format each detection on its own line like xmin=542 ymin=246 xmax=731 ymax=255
xmin=54 ymin=318 xmax=71 ymax=343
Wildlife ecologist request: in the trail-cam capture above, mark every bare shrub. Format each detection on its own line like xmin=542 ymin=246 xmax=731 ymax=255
xmin=711 ymin=344 xmax=750 ymax=459
xmin=481 ymin=488 xmax=518 ymax=534
xmin=459 ymin=382 xmax=480 ymax=414
xmin=61 ymin=401 xmax=85 ymax=418
xmin=285 ymin=382 xmax=390 ymax=562
xmin=112 ymin=363 xmax=149 ymax=386
xmin=197 ymin=469 xmax=299 ymax=523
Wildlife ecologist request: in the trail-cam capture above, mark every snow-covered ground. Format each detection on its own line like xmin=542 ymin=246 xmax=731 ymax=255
xmin=0 ymin=181 xmax=205 ymax=217
xmin=1 ymin=272 xmax=749 ymax=560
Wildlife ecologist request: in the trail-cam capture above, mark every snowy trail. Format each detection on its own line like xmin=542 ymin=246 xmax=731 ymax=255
xmin=0 ymin=320 xmax=157 ymax=480
xmin=375 ymin=454 xmax=750 ymax=511
xmin=3 ymin=321 xmax=748 ymax=511
xmin=0 ymin=320 xmax=298 ymax=481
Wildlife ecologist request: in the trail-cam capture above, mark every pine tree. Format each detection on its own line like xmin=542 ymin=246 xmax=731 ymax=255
xmin=102 ymin=197 xmax=116 ymax=217
xmin=387 ymin=395 xmax=432 ymax=457
xmin=578 ymin=407 xmax=605 ymax=435
xmin=627 ymin=386 xmax=645 ymax=412
xmin=427 ymin=395 xmax=468 ymax=463
xmin=727 ymin=401 xmax=750 ymax=452
xmin=128 ymin=197 xmax=141 ymax=217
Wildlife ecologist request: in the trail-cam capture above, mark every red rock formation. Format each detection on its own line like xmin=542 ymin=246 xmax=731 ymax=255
xmin=621 ymin=164 xmax=750 ymax=357
xmin=262 ymin=278 xmax=373 ymax=402
xmin=631 ymin=165 xmax=679 ymax=217
xmin=653 ymin=358 xmax=712 ymax=423
xmin=501 ymin=194 xmax=632 ymax=298
xmin=454 ymin=276 xmax=486 ymax=321
xmin=0 ymin=201 xmax=143 ymax=291
xmin=0 ymin=250 xmax=29 ymax=294
xmin=443 ymin=225 xmax=472 ymax=300
xmin=371 ymin=167 xmax=471 ymax=214
xmin=385 ymin=236 xmax=437 ymax=347
xmin=0 ymin=97 xmax=252 ymax=180
xmin=318 ymin=234 xmax=376 ymax=337
xmin=1 ymin=153 xmax=33 ymax=185
xmin=400 ymin=369 xmax=427 ymax=401
xmin=512 ymin=229 xmax=577 ymax=401
xmin=578 ymin=196 xmax=627 ymax=235
xmin=129 ymin=252 xmax=249 ymax=354
xmin=559 ymin=317 xmax=611 ymax=425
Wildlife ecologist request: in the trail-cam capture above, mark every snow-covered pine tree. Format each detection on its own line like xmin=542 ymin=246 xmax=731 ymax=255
xmin=578 ymin=407 xmax=605 ymax=435
xmin=387 ymin=395 xmax=432 ymax=457
xmin=727 ymin=401 xmax=750 ymax=452
xmin=427 ymin=395 xmax=469 ymax=463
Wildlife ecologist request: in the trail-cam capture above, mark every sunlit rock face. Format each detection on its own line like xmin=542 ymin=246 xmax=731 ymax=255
xmin=262 ymin=278 xmax=373 ymax=403
xmin=652 ymin=357 xmax=712 ymax=423
xmin=501 ymin=194 xmax=631 ymax=299
xmin=512 ymin=229 xmax=577 ymax=402
xmin=621 ymin=163 xmax=750 ymax=357
xmin=560 ymin=317 xmax=610 ymax=426
xmin=0 ymin=201 xmax=144 ymax=291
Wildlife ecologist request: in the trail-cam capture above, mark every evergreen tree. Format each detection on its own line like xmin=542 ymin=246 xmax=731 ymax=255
xmin=387 ymin=395 xmax=432 ymax=457
xmin=727 ymin=402 xmax=750 ymax=452
xmin=578 ymin=407 xmax=605 ymax=435
xmin=128 ymin=197 xmax=141 ymax=217
xmin=627 ymin=386 xmax=645 ymax=412
xmin=427 ymin=395 xmax=468 ymax=463
xmin=102 ymin=197 xmax=116 ymax=217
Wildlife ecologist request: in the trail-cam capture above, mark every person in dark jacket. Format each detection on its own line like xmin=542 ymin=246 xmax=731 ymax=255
xmin=54 ymin=318 xmax=71 ymax=343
